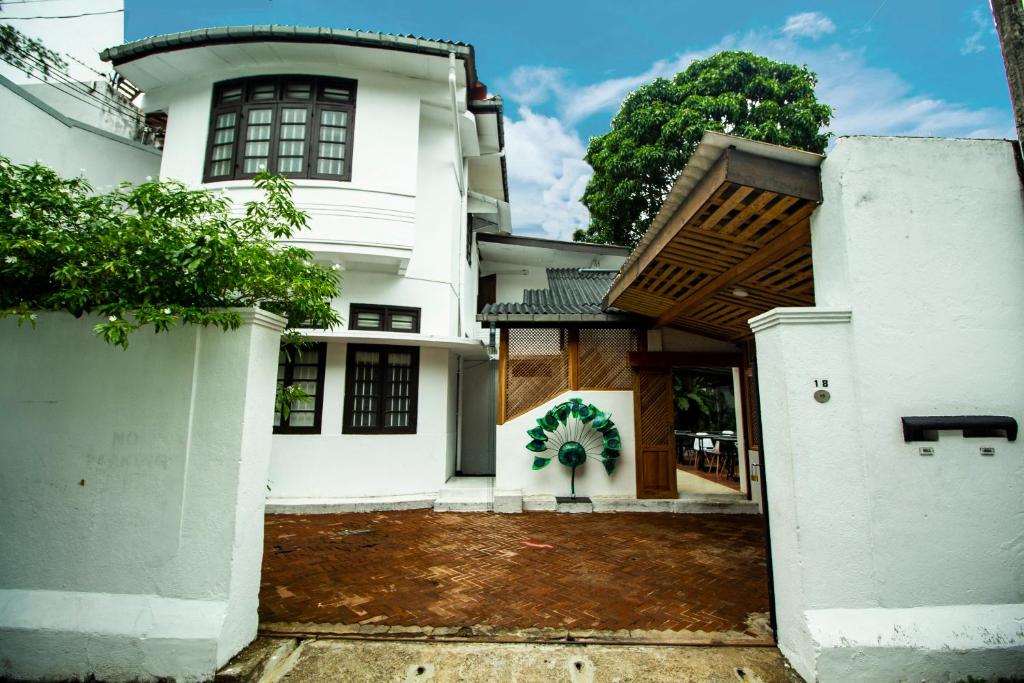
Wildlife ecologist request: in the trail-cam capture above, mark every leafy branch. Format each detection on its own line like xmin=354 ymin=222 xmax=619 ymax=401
xmin=0 ymin=157 xmax=341 ymax=347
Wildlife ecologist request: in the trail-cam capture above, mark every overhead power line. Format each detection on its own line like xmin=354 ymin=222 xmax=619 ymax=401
xmin=2 ymin=8 xmax=123 ymax=19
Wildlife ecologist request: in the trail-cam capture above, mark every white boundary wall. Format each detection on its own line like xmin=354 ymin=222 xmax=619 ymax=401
xmin=753 ymin=137 xmax=1024 ymax=681
xmin=0 ymin=75 xmax=160 ymax=190
xmin=0 ymin=310 xmax=284 ymax=681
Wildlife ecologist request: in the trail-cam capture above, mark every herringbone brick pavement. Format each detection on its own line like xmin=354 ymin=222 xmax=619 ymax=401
xmin=259 ymin=511 xmax=769 ymax=635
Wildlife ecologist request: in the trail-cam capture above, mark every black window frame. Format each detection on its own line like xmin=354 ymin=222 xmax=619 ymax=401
xmin=342 ymin=344 xmax=420 ymax=435
xmin=349 ymin=304 xmax=421 ymax=333
xmin=274 ymin=342 xmax=327 ymax=435
xmin=203 ymin=75 xmax=357 ymax=183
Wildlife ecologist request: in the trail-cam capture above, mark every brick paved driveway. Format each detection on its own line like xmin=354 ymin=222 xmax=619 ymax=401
xmin=259 ymin=511 xmax=769 ymax=637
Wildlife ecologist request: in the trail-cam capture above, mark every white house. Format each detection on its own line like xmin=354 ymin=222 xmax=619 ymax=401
xmin=1 ymin=12 xmax=1021 ymax=682
xmin=98 ymin=27 xmax=515 ymax=508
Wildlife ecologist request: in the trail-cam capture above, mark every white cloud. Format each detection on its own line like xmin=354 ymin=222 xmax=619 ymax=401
xmin=502 ymin=12 xmax=1014 ymax=239
xmin=961 ymin=7 xmax=995 ymax=55
xmin=503 ymin=106 xmax=592 ymax=239
xmin=782 ymin=12 xmax=837 ymax=40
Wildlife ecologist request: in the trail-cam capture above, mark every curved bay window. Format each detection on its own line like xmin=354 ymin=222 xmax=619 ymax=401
xmin=204 ymin=75 xmax=356 ymax=182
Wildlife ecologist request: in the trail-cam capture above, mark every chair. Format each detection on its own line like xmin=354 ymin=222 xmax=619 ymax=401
xmin=694 ymin=432 xmax=716 ymax=471
xmin=717 ymin=440 xmax=738 ymax=479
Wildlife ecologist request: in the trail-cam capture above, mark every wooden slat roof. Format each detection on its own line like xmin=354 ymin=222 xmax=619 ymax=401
xmin=604 ymin=132 xmax=825 ymax=341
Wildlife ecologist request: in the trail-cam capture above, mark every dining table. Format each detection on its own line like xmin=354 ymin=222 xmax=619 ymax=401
xmin=674 ymin=430 xmax=739 ymax=476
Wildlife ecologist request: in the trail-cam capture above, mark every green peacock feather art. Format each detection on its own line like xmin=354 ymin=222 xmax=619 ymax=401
xmin=525 ymin=398 xmax=620 ymax=498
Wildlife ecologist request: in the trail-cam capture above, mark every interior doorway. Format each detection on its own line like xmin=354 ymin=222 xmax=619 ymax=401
xmin=632 ymin=353 xmax=751 ymax=500
xmin=672 ymin=367 xmax=744 ymax=497
xmin=459 ymin=358 xmax=496 ymax=476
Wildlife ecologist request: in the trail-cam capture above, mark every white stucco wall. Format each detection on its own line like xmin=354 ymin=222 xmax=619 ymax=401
xmin=0 ymin=0 xmax=123 ymax=85
xmin=267 ymin=345 xmax=454 ymax=503
xmin=754 ymin=137 xmax=1024 ymax=681
xmin=496 ymin=390 xmax=636 ymax=498
xmin=0 ymin=76 xmax=160 ymax=189
xmin=0 ymin=310 xmax=284 ymax=681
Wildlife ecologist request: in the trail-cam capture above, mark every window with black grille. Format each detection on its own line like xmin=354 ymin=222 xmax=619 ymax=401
xmin=274 ymin=342 xmax=327 ymax=434
xmin=204 ymin=76 xmax=356 ymax=182
xmin=349 ymin=304 xmax=420 ymax=333
xmin=343 ymin=345 xmax=419 ymax=434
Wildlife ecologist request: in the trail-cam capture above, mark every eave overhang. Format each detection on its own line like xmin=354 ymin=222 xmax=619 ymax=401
xmin=604 ymin=132 xmax=825 ymax=342
xmin=99 ymin=25 xmax=478 ymax=92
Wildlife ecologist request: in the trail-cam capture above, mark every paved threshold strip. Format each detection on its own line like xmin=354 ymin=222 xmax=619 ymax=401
xmin=257 ymin=620 xmax=776 ymax=648
xmin=220 ymin=638 xmax=801 ymax=683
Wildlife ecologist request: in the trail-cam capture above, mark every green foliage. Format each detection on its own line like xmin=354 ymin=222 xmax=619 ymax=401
xmin=276 ymin=382 xmax=311 ymax=421
xmin=0 ymin=157 xmax=341 ymax=347
xmin=673 ymin=375 xmax=712 ymax=416
xmin=576 ymin=51 xmax=833 ymax=248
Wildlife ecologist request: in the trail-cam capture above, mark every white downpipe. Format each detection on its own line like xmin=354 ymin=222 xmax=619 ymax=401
xmin=455 ymin=354 xmax=465 ymax=474
xmin=450 ymin=52 xmax=469 ymax=475
xmin=448 ymin=52 xmax=464 ymax=193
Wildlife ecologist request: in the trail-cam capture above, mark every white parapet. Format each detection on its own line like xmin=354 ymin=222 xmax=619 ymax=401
xmin=0 ymin=310 xmax=285 ymax=681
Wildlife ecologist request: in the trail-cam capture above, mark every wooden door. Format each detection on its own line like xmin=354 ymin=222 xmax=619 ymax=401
xmin=477 ymin=274 xmax=496 ymax=314
xmin=634 ymin=367 xmax=678 ymax=499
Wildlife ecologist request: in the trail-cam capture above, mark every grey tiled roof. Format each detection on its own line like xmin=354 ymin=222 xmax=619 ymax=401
xmin=479 ymin=268 xmax=633 ymax=322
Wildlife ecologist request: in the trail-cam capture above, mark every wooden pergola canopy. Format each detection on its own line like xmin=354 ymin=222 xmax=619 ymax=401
xmin=604 ymin=133 xmax=824 ymax=341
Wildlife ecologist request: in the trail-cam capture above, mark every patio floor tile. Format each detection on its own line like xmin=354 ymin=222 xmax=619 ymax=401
xmin=259 ymin=511 xmax=770 ymax=636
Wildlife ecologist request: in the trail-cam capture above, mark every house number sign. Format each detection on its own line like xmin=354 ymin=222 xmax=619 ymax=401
xmin=813 ymin=378 xmax=830 ymax=403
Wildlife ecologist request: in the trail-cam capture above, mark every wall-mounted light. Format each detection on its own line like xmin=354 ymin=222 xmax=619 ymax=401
xmin=732 ymin=287 xmax=749 ymax=298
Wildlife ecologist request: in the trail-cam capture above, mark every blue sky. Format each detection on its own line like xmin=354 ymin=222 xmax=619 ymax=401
xmin=127 ymin=1 xmax=1014 ymax=239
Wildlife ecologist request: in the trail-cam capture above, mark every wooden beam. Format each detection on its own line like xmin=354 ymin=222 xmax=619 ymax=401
xmin=629 ymin=351 xmax=743 ymax=368
xmin=653 ymin=217 xmax=812 ymax=328
xmin=725 ymin=149 xmax=822 ymax=202
xmin=567 ymin=328 xmax=580 ymax=390
xmin=497 ymin=328 xmax=508 ymax=425
xmin=604 ymin=151 xmax=731 ymax=309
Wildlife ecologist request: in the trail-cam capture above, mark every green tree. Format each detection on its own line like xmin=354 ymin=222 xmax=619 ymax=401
xmin=576 ymin=51 xmax=832 ymax=249
xmin=0 ymin=157 xmax=341 ymax=348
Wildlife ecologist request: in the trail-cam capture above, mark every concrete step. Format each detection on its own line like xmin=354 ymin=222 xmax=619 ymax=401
xmin=433 ymin=477 xmax=495 ymax=512
xmin=216 ymin=638 xmax=298 ymax=682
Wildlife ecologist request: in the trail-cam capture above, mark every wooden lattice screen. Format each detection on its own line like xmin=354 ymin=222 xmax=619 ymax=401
xmin=578 ymin=328 xmax=641 ymax=390
xmin=503 ymin=328 xmax=569 ymax=420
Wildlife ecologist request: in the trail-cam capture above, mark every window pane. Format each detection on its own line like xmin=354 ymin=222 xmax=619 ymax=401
xmin=318 ymin=142 xmax=345 ymax=159
xmin=281 ymin=108 xmax=308 ymax=124
xmin=354 ymin=310 xmax=382 ymax=329
xmin=216 ymin=112 xmax=236 ymax=128
xmin=389 ymin=312 xmax=416 ymax=331
xmin=212 ymin=144 xmax=232 ymax=160
xmin=384 ymin=352 xmax=413 ymax=428
xmin=350 ymin=350 xmax=380 ymax=428
xmin=319 ymin=125 xmax=345 ymax=143
xmin=292 ymin=365 xmax=318 ymax=381
xmin=246 ymin=125 xmax=271 ymax=141
xmin=321 ymin=110 xmax=349 ymax=127
xmin=213 ymin=129 xmax=235 ymax=145
xmin=242 ymin=109 xmax=273 ymax=174
xmin=210 ymin=160 xmax=231 ymax=176
xmin=284 ymin=81 xmax=312 ymax=100
xmin=250 ymin=82 xmax=276 ymax=101
xmin=280 ymin=126 xmax=306 ymax=141
xmin=320 ymin=83 xmax=352 ymax=102
xmin=296 ymin=347 xmax=320 ymax=364
xmin=219 ymin=87 xmax=242 ymax=104
xmin=317 ymin=158 xmax=344 ymax=176
xmin=288 ymin=411 xmax=315 ymax=427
